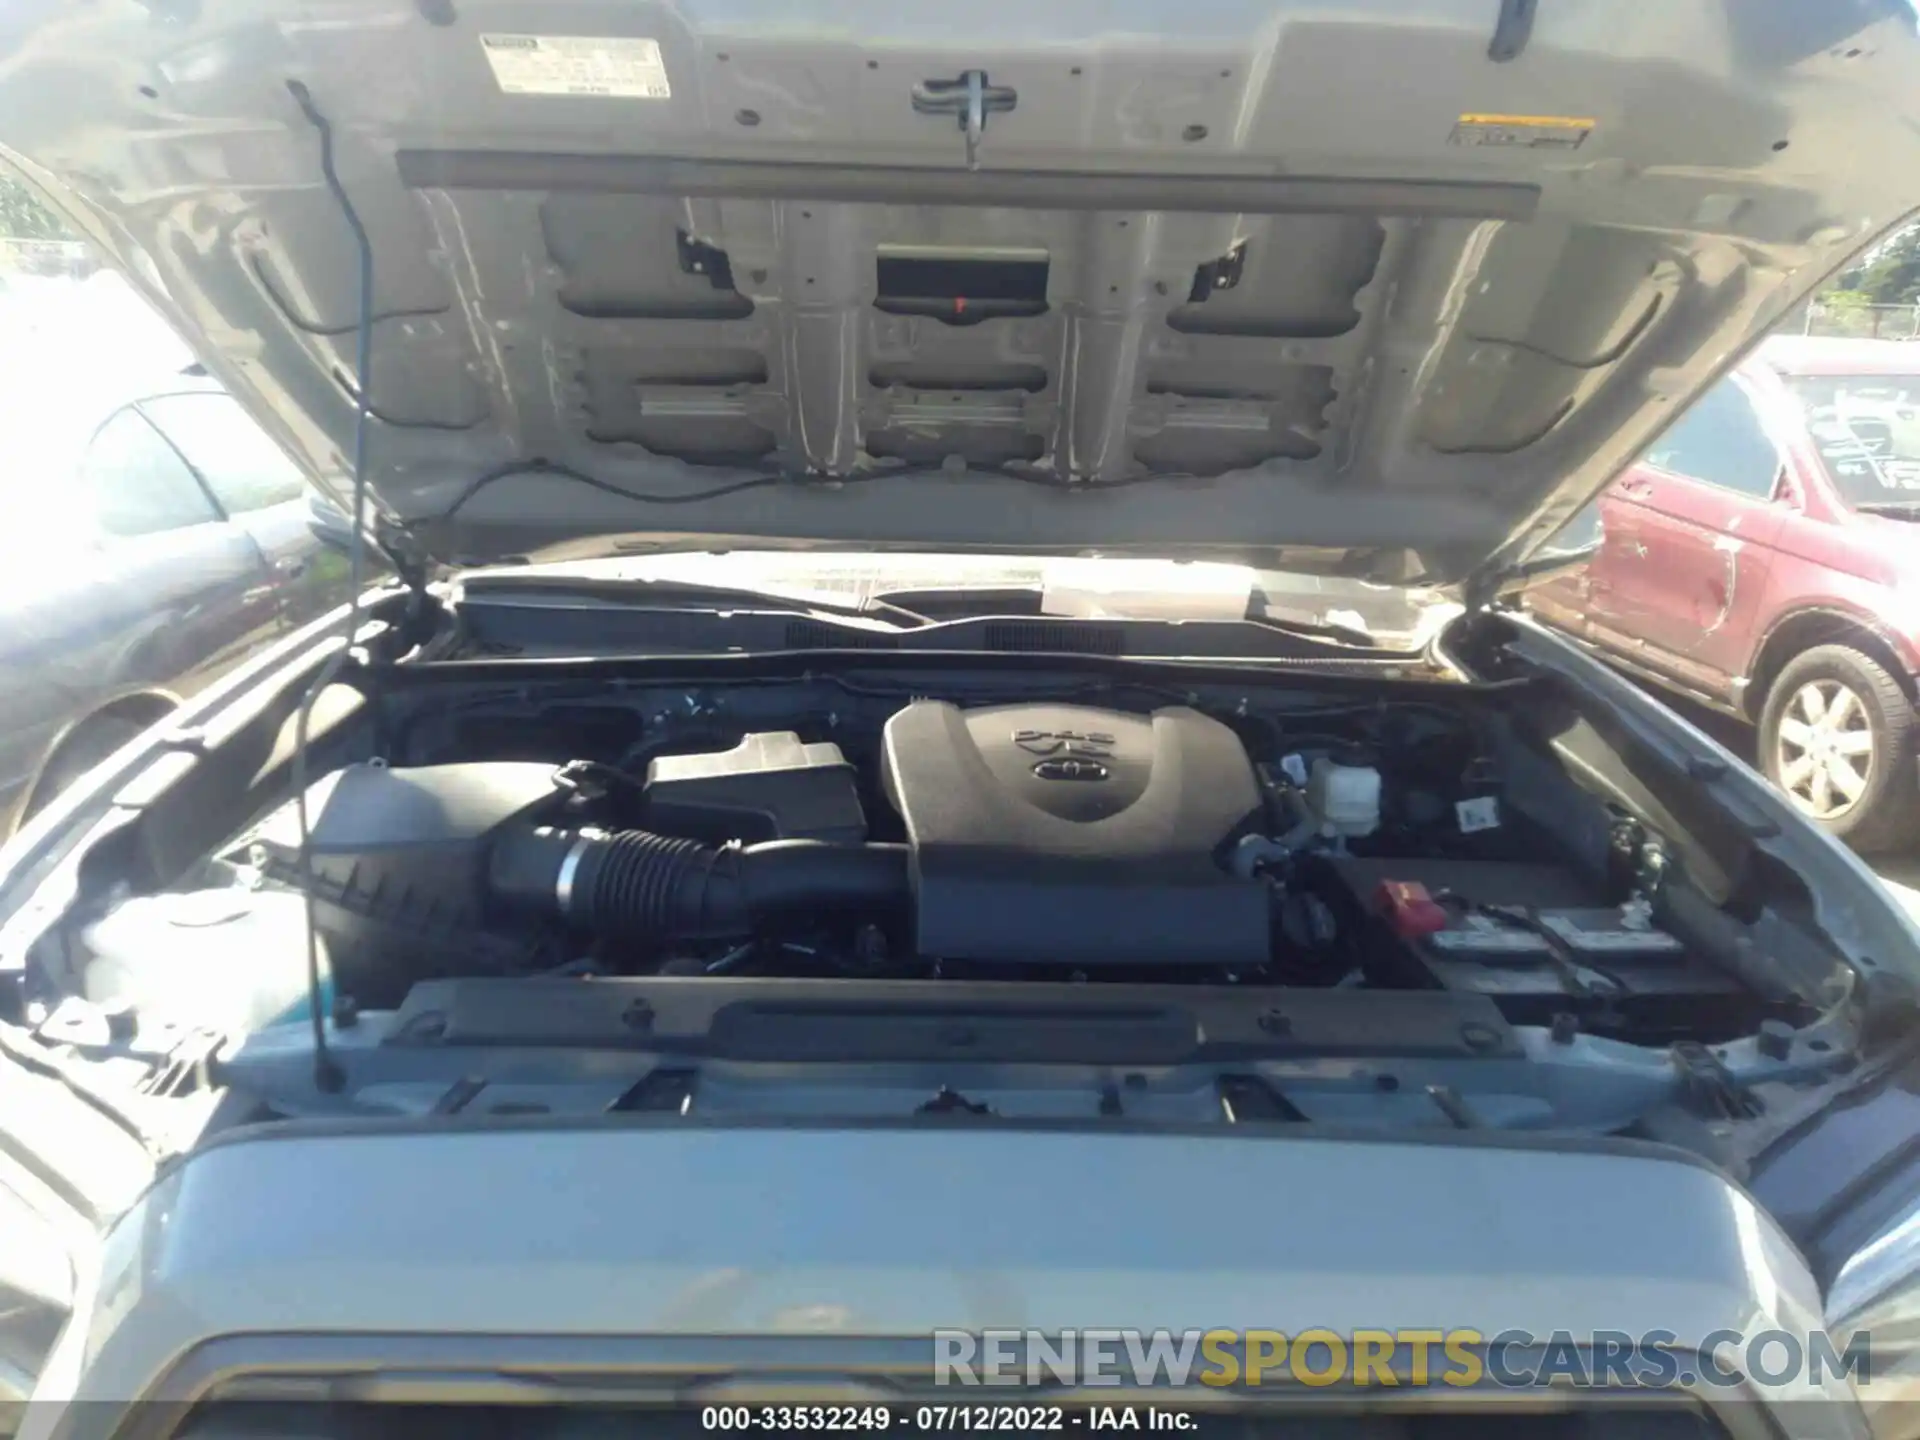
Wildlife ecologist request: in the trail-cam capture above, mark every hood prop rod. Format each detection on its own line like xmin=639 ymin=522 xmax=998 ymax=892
xmin=286 ymin=77 xmax=379 ymax=1095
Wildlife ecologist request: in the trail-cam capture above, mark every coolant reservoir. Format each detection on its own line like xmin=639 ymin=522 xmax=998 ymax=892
xmin=81 ymin=889 xmax=333 ymax=1037
xmin=1306 ymin=758 xmax=1381 ymax=838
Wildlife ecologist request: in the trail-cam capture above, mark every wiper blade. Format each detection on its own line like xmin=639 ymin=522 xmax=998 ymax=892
xmin=464 ymin=571 xmax=1415 ymax=656
xmin=455 ymin=600 xmax=1424 ymax=663
xmin=456 ymin=571 xmax=894 ymax=622
xmin=455 ymin=564 xmax=1431 ymax=662
xmin=875 ymin=583 xmax=1412 ymax=654
xmin=1247 ymin=609 xmax=1393 ymax=651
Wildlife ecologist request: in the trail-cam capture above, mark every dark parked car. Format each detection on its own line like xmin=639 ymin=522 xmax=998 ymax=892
xmin=1527 ymin=337 xmax=1920 ymax=851
xmin=0 ymin=374 xmax=357 ymax=834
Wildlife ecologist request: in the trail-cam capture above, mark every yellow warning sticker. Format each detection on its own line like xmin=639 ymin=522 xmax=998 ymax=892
xmin=1450 ymin=113 xmax=1595 ymax=150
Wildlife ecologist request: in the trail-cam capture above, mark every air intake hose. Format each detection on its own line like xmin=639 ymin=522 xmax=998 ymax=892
xmin=489 ymin=826 xmax=909 ymax=939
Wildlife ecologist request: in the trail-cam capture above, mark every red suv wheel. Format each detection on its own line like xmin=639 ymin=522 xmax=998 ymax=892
xmin=1759 ymin=644 xmax=1920 ymax=853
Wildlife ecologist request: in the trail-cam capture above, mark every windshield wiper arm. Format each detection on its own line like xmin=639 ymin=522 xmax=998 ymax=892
xmin=1246 ymin=608 xmax=1396 ymax=651
xmin=866 ymin=583 xmax=1410 ymax=653
xmin=455 ymin=572 xmax=1425 ymax=659
xmin=457 ymin=571 xmax=899 ymax=622
xmin=463 ymin=570 xmax=1416 ymax=656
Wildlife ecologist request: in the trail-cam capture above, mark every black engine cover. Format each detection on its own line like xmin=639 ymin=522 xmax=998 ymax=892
xmin=880 ymin=701 xmax=1268 ymax=966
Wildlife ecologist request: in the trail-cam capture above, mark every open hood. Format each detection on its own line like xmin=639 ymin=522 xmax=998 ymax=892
xmin=2 ymin=0 xmax=1918 ymax=590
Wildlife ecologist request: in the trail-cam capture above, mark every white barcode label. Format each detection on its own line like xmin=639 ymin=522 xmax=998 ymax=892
xmin=1541 ymin=914 xmax=1685 ymax=954
xmin=1456 ymin=796 xmax=1501 ymax=833
xmin=481 ymin=35 xmax=672 ymax=99
xmin=1430 ymin=929 xmax=1547 ymax=954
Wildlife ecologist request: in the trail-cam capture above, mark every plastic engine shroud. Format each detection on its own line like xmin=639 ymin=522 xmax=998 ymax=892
xmin=880 ymin=701 xmax=1270 ymax=966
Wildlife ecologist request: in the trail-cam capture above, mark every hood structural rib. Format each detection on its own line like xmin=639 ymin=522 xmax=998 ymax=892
xmin=1 ymin=0 xmax=1917 ymax=585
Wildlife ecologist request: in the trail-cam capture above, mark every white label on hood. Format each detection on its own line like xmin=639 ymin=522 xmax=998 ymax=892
xmin=1456 ymin=796 xmax=1501 ymax=833
xmin=480 ymin=34 xmax=671 ymax=99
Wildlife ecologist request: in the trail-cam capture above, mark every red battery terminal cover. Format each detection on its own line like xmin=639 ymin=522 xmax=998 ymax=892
xmin=1375 ymin=879 xmax=1450 ymax=939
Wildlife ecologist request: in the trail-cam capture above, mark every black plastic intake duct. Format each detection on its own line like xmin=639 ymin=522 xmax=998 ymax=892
xmin=489 ymin=826 xmax=910 ymax=939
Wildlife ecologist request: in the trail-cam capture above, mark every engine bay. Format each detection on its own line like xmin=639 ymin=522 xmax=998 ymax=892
xmin=196 ymin=689 xmax=1767 ymax=1043
xmin=0 ymin=620 xmax=1899 ymax=1434
xmin=28 ymin=629 xmax=1860 ymax=1158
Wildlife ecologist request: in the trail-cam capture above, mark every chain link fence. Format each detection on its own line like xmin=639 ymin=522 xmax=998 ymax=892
xmin=0 ymin=237 xmax=94 ymax=280
xmin=1792 ymin=298 xmax=1920 ymax=340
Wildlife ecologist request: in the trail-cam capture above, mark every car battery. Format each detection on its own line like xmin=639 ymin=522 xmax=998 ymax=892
xmin=1413 ymin=905 xmax=1685 ymax=999
xmin=1314 ymin=856 xmax=1754 ymax=1035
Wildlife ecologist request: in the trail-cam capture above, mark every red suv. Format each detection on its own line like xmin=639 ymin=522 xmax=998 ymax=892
xmin=1528 ymin=337 xmax=1920 ymax=851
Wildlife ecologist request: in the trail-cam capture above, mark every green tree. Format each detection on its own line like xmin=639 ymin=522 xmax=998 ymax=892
xmin=1855 ymin=223 xmax=1920 ymax=305
xmin=0 ymin=174 xmax=67 ymax=241
xmin=1816 ymin=287 xmax=1874 ymax=336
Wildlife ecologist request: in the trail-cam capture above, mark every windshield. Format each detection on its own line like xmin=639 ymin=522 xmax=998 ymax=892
xmin=1788 ymin=372 xmax=1920 ymax=507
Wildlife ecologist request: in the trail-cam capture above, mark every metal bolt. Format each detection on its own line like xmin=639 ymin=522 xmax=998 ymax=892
xmin=1549 ymin=1011 xmax=1579 ymax=1045
xmin=621 ymin=1000 xmax=656 ymax=1032
xmin=1258 ymin=1009 xmax=1291 ymax=1036
xmin=1460 ymin=1021 xmax=1502 ymax=1053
